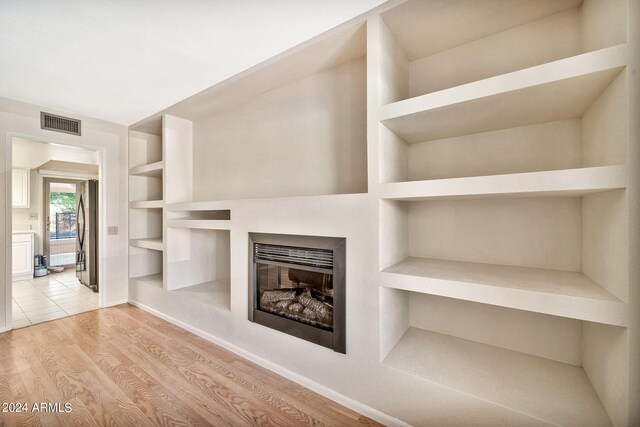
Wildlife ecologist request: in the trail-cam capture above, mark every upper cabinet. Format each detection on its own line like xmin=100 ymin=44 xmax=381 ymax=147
xmin=12 ymin=168 xmax=30 ymax=208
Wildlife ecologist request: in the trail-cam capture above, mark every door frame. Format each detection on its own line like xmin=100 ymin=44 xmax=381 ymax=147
xmin=4 ymin=132 xmax=108 ymax=331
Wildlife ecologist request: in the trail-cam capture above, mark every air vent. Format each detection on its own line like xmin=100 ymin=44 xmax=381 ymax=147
xmin=40 ymin=112 xmax=81 ymax=136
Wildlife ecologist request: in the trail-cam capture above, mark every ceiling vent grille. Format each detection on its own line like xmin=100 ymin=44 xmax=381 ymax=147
xmin=40 ymin=112 xmax=81 ymax=136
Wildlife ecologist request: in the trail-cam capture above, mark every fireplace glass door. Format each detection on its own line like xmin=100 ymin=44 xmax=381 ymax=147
xmin=254 ymin=244 xmax=334 ymax=332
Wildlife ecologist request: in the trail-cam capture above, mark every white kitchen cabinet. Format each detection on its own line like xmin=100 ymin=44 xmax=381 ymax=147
xmin=12 ymin=232 xmax=34 ymax=280
xmin=12 ymin=168 xmax=30 ymax=208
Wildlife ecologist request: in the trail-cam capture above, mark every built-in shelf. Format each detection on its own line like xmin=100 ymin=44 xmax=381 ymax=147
xmin=129 ymin=273 xmax=163 ymax=289
xmin=129 ymin=124 xmax=164 ymax=284
xmin=166 ymin=219 xmax=230 ymax=230
xmin=380 ymin=45 xmax=626 ymax=143
xmin=170 ymin=281 xmax=230 ymax=311
xmin=382 ymin=257 xmax=627 ymax=326
xmin=129 ymin=238 xmax=163 ymax=251
xmin=129 ymin=161 xmax=164 ymax=177
xmin=383 ymin=327 xmax=612 ymax=426
xmin=379 ymin=166 xmax=626 ymax=201
xmin=129 ymin=200 xmax=164 ymax=209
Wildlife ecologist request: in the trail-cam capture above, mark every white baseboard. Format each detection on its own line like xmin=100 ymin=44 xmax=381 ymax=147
xmin=103 ymin=298 xmax=128 ymax=307
xmin=0 ymin=326 xmax=10 ymax=334
xmin=128 ymin=299 xmax=409 ymax=427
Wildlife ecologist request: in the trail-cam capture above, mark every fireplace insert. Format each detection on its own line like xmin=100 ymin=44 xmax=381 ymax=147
xmin=249 ymin=233 xmax=345 ymax=353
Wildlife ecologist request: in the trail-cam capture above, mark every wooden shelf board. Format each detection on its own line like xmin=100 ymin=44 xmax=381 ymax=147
xmin=129 ymin=161 xmax=164 ymax=177
xmin=166 ymin=219 xmax=231 ymax=230
xmin=129 ymin=273 xmax=163 ymax=289
xmin=129 ymin=200 xmax=164 ymax=209
xmin=383 ymin=327 xmax=611 ymax=426
xmin=170 ymin=280 xmax=230 ymax=311
xmin=129 ymin=238 xmax=164 ymax=251
xmin=380 ymin=166 xmax=626 ymax=201
xmin=380 ymin=45 xmax=627 ymax=143
xmin=382 ymin=257 xmax=627 ymax=326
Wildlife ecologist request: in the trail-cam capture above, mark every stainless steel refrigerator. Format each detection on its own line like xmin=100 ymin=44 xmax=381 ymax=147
xmin=76 ymin=180 xmax=98 ymax=292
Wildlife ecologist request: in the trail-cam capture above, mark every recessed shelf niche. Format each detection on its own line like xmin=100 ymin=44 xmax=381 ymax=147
xmin=378 ymin=0 xmax=627 ymax=105
xmin=166 ymin=227 xmax=230 ymax=311
xmin=380 ymin=191 xmax=628 ymax=308
xmin=379 ymin=65 xmax=627 ymax=184
xmin=185 ymin=22 xmax=369 ymax=201
xmin=380 ymin=290 xmax=626 ymax=427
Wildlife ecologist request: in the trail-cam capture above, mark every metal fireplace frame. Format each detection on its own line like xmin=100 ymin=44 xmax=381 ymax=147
xmin=248 ymin=233 xmax=346 ymax=353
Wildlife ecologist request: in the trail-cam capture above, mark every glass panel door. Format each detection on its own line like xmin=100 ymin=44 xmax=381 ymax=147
xmin=44 ymin=180 xmax=77 ymax=267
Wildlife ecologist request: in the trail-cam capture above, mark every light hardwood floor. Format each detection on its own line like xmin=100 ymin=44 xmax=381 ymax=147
xmin=0 ymin=304 xmax=381 ymax=426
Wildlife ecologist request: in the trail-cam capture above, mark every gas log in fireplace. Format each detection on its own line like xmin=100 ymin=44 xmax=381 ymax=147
xmin=249 ymin=233 xmax=346 ymax=353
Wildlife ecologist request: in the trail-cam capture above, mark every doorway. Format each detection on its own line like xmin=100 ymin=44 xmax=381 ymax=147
xmin=10 ymin=137 xmax=101 ymax=329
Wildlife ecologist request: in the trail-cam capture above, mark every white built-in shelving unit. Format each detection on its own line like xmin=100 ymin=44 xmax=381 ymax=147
xmin=127 ymin=0 xmax=639 ymax=425
xmin=128 ymin=114 xmax=232 ymax=310
xmin=378 ymin=0 xmax=631 ymax=425
xmin=128 ymin=118 xmax=164 ymax=289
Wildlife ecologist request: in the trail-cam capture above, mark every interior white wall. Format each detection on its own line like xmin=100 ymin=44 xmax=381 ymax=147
xmin=409 ymin=8 xmax=581 ymax=97
xmin=581 ymin=0 xmax=627 ymax=52
xmin=409 ymin=293 xmax=582 ymax=365
xmin=378 ymin=19 xmax=408 ymax=105
xmin=406 ymin=120 xmax=582 ymax=181
xmin=380 ymin=0 xmax=580 ymax=62
xmin=582 ymin=190 xmax=628 ymax=301
xmin=582 ymin=321 xmax=628 ymax=427
xmin=0 ymin=97 xmax=129 ymax=332
xmin=378 ymin=199 xmax=407 ymax=269
xmin=407 ymin=197 xmax=582 ymax=271
xmin=193 ymin=58 xmax=367 ymax=202
xmin=378 ymin=287 xmax=408 ymax=360
xmin=378 ymin=124 xmax=408 ymax=183
xmin=582 ymin=70 xmax=627 ymax=167
xmin=164 ymin=115 xmax=193 ymax=204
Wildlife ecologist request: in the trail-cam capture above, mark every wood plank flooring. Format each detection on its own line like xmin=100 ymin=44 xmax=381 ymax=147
xmin=0 ymin=304 xmax=382 ymax=427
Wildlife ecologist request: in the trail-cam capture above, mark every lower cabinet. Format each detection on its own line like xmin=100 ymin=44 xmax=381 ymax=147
xmin=12 ymin=233 xmax=34 ymax=280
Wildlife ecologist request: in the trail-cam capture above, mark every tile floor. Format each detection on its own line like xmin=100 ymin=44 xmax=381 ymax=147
xmin=12 ymin=270 xmax=99 ymax=329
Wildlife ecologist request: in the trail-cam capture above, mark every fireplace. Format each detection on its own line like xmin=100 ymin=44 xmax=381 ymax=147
xmin=249 ymin=233 xmax=345 ymax=353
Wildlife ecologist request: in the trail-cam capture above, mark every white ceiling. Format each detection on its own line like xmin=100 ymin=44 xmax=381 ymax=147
xmin=0 ymin=0 xmax=386 ymax=125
